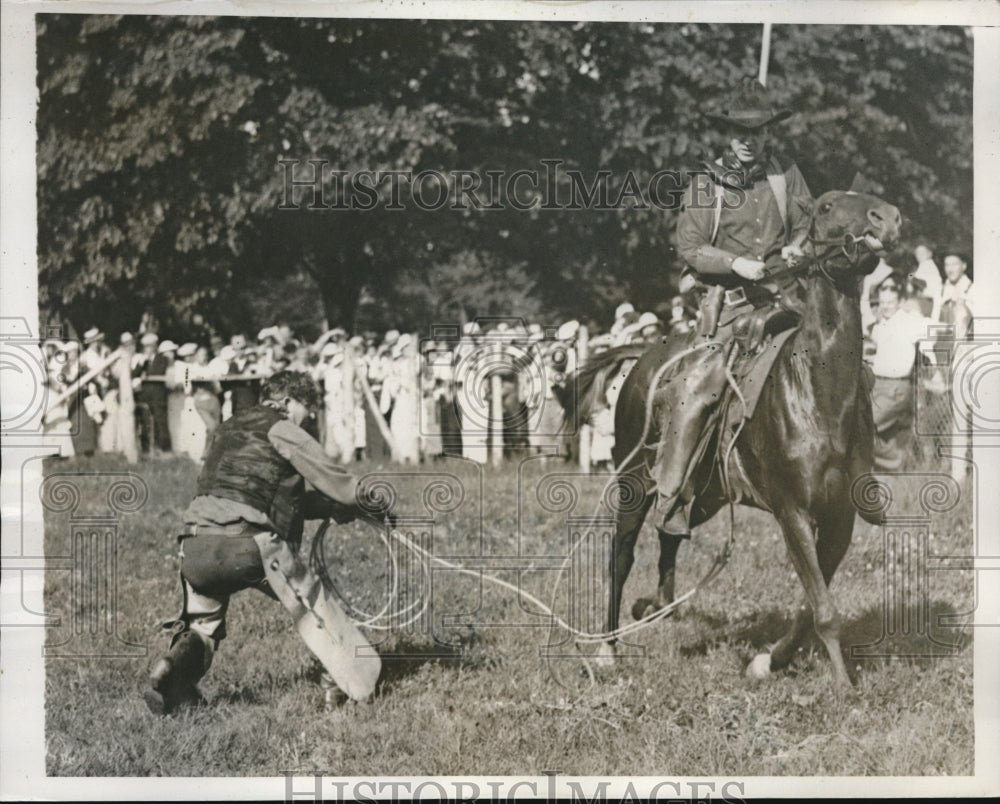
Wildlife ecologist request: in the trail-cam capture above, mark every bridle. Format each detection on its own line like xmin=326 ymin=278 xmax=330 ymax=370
xmin=763 ymin=217 xmax=884 ymax=297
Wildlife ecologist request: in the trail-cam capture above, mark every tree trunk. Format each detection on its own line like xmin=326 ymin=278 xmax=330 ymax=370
xmin=315 ymin=270 xmax=363 ymax=331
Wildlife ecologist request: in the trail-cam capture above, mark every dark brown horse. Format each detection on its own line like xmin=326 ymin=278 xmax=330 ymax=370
xmin=564 ymin=190 xmax=900 ymax=687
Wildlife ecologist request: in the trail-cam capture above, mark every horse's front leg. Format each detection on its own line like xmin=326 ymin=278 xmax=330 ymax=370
xmin=749 ymin=504 xmax=852 ymax=688
xmin=596 ymin=472 xmax=653 ymax=666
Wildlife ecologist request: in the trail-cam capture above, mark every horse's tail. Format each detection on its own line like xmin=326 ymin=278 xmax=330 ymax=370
xmin=558 ymin=344 xmax=647 ymax=433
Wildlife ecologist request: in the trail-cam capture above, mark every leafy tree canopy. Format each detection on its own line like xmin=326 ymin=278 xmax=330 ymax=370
xmin=36 ymin=16 xmax=972 ymax=340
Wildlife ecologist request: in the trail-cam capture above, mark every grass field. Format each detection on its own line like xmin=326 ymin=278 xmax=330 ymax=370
xmin=43 ymin=451 xmax=974 ymax=777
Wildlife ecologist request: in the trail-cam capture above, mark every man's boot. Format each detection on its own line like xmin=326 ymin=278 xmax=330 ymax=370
xmin=651 ymin=349 xmax=727 ymax=531
xmin=143 ymin=628 xmax=214 ymax=715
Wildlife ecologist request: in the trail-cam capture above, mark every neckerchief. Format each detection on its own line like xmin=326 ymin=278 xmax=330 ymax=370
xmin=703 ymin=149 xmax=769 ymax=190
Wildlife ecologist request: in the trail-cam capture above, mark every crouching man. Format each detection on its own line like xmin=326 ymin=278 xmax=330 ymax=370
xmin=144 ymin=370 xmax=393 ymax=715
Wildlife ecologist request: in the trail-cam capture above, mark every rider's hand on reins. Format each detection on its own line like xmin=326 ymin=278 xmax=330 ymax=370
xmin=733 ymin=257 xmax=767 ymax=281
xmin=781 ymin=244 xmax=805 ymax=271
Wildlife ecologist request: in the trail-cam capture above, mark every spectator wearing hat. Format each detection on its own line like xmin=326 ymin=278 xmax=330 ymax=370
xmin=321 ymin=344 xmax=353 ymax=461
xmin=637 ymin=312 xmax=664 ymax=344
xmin=256 ymin=327 xmax=281 ymax=374
xmin=228 ymin=337 xmax=261 ymax=419
xmin=386 ymin=334 xmax=420 ymax=464
xmin=81 ymin=327 xmax=111 ymax=396
xmin=132 ymin=332 xmax=160 ymax=454
xmin=346 ymin=337 xmax=368 ymax=462
xmin=454 ymin=324 xmax=489 ymax=464
xmin=42 ymin=340 xmax=75 ymax=452
xmin=936 ymin=249 xmax=977 ymax=481
xmin=166 ymin=342 xmax=207 ymax=461
xmin=861 ymin=257 xmax=896 ymax=335
xmin=62 ymin=341 xmax=100 ymax=458
xmin=610 ymin=303 xmax=635 ymax=339
xmin=98 ymin=332 xmax=136 ymax=454
xmin=144 ymin=340 xmax=177 ymax=453
xmin=937 ymin=250 xmax=975 ymax=334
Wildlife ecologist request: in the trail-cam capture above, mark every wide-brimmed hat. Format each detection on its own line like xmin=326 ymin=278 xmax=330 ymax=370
xmin=140 ymin=332 xmax=159 ymax=346
xmin=83 ymin=327 xmax=103 ymax=344
xmin=157 ymin=339 xmax=178 ymax=354
xmin=614 ymin=302 xmax=634 ymax=320
xmin=556 ymin=319 xmax=579 ymax=341
xmin=707 ymin=79 xmax=792 ymax=130
xmin=177 ymin=342 xmax=198 ymax=358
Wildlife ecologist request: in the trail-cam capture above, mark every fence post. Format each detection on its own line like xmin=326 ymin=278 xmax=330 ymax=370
xmin=116 ymin=343 xmax=138 ymax=463
xmin=490 ymin=370 xmax=504 ymax=466
xmin=577 ymin=325 xmax=590 ymax=470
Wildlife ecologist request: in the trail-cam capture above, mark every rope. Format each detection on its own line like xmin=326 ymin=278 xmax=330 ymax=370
xmin=309 ymin=338 xmax=738 ymax=644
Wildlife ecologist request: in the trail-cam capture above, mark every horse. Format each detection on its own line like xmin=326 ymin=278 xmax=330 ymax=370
xmin=563 ymin=189 xmax=901 ymax=687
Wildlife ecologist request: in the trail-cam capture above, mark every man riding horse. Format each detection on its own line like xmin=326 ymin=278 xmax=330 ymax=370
xmin=654 ymin=78 xmax=812 ymax=539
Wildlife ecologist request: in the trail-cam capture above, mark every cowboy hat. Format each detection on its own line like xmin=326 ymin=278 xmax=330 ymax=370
xmin=707 ymin=79 xmax=792 ymax=130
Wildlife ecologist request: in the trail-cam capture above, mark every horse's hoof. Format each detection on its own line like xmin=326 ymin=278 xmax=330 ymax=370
xmin=594 ymin=642 xmax=617 ymax=669
xmin=631 ymin=598 xmax=658 ymax=621
xmin=746 ymin=653 xmax=772 ymax=680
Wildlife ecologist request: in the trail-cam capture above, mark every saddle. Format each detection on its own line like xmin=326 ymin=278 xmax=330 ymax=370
xmin=649 ymin=281 xmax=801 ymax=514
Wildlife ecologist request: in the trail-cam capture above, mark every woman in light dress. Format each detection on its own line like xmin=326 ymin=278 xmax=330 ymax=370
xmin=387 ymin=334 xmax=420 ymax=464
xmin=167 ymin=343 xmax=207 ymax=461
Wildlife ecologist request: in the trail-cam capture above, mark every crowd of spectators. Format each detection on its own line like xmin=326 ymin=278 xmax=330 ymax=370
xmin=44 ymin=241 xmax=973 ymax=478
xmin=42 ymin=302 xmax=695 ymax=467
xmin=861 ymin=244 xmax=977 ymax=479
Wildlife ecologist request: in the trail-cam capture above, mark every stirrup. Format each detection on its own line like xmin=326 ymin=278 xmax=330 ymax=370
xmin=658 ymin=507 xmax=692 ymax=539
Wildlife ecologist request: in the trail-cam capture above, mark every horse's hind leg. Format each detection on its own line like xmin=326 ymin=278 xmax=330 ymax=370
xmin=749 ymin=506 xmax=852 ymax=688
xmin=631 ymin=529 xmax=684 ymax=621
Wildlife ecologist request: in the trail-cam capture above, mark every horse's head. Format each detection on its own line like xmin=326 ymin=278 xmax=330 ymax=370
xmin=808 ymin=190 xmax=902 ymax=277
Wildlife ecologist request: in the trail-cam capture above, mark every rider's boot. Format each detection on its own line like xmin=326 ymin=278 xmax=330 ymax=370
xmin=144 ymin=627 xmax=214 ymax=715
xmin=652 ymin=348 xmax=727 ymax=529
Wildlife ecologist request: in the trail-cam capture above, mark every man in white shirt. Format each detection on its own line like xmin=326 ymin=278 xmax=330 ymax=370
xmin=868 ymin=278 xmax=932 ymax=470
xmin=938 ymin=250 xmax=975 ymax=333
xmin=911 ymin=244 xmax=943 ymax=321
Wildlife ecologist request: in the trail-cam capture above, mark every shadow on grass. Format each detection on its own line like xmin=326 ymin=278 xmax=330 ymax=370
xmin=678 ymin=600 xmax=971 ymax=672
xmin=841 ymin=599 xmax=971 ymax=671
xmin=377 ymin=632 xmax=505 ymax=694
xmin=294 ymin=633 xmax=501 ymax=697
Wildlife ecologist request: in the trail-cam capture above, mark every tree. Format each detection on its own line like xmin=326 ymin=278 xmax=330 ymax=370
xmin=36 ymin=17 xmax=972 ymax=339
